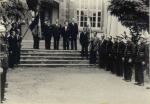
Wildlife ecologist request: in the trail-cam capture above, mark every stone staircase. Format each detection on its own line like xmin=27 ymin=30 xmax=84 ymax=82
xmin=17 ymin=39 xmax=98 ymax=67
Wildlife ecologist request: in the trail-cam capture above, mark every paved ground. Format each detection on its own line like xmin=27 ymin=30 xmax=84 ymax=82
xmin=3 ymin=67 xmax=150 ymax=104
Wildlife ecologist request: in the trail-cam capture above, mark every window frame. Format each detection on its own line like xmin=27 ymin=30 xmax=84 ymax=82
xmin=76 ymin=0 xmax=102 ymax=29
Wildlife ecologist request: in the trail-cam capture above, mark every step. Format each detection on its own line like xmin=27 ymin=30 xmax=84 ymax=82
xmin=21 ymin=46 xmax=82 ymax=50
xmin=17 ymin=64 xmax=98 ymax=67
xmin=20 ymin=60 xmax=90 ymax=64
xmin=22 ymin=40 xmax=62 ymax=43
xmin=20 ymin=53 xmax=85 ymax=56
xmin=20 ymin=56 xmax=87 ymax=60
xmin=21 ymin=42 xmax=57 ymax=44
xmin=21 ymin=49 xmax=82 ymax=53
xmin=21 ymin=51 xmax=82 ymax=54
xmin=21 ymin=42 xmax=79 ymax=45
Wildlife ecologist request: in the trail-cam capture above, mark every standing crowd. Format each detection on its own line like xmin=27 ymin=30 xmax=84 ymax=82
xmin=2 ymin=17 xmax=149 ymax=86
xmin=30 ymin=17 xmax=150 ymax=86
xmin=88 ymin=32 xmax=149 ymax=86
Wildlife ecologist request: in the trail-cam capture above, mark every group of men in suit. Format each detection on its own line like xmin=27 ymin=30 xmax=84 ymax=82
xmin=42 ymin=18 xmax=78 ymax=50
xmin=97 ymin=33 xmax=149 ymax=86
xmin=7 ymin=23 xmax=22 ymax=68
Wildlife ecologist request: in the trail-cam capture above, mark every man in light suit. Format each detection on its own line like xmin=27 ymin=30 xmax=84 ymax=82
xmin=69 ymin=18 xmax=78 ymax=50
xmin=90 ymin=32 xmax=99 ymax=64
xmin=98 ymin=34 xmax=107 ymax=69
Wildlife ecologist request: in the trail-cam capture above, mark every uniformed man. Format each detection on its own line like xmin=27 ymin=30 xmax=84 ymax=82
xmin=7 ymin=31 xmax=16 ymax=68
xmin=106 ymin=36 xmax=113 ymax=71
xmin=52 ymin=19 xmax=62 ymax=50
xmin=116 ymin=34 xmax=125 ymax=77
xmin=124 ymin=34 xmax=135 ymax=81
xmin=80 ymin=27 xmax=89 ymax=58
xmin=98 ymin=34 xmax=107 ymax=69
xmin=111 ymin=36 xmax=118 ymax=74
xmin=134 ymin=35 xmax=148 ymax=86
xmin=90 ymin=32 xmax=99 ymax=64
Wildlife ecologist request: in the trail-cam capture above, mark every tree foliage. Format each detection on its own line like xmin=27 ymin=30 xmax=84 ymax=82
xmin=0 ymin=0 xmax=29 ymax=22
xmin=108 ymin=0 xmax=149 ymax=33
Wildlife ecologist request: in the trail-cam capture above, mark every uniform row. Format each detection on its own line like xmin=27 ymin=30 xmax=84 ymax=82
xmin=88 ymin=32 xmax=149 ymax=86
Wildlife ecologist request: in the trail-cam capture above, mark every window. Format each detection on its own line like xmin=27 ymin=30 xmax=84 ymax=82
xmin=76 ymin=0 xmax=102 ymax=28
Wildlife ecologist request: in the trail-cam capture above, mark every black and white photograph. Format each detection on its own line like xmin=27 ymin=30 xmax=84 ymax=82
xmin=0 ymin=0 xmax=149 ymax=104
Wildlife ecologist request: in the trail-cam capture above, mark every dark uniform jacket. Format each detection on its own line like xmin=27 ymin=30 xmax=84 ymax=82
xmin=98 ymin=39 xmax=107 ymax=53
xmin=61 ymin=26 xmax=70 ymax=38
xmin=52 ymin=24 xmax=62 ymax=37
xmin=80 ymin=32 xmax=89 ymax=45
xmin=117 ymin=41 xmax=125 ymax=58
xmin=69 ymin=23 xmax=78 ymax=36
xmin=135 ymin=42 xmax=148 ymax=64
xmin=7 ymin=35 xmax=16 ymax=51
xmin=112 ymin=42 xmax=118 ymax=58
xmin=124 ymin=41 xmax=135 ymax=60
xmin=106 ymin=40 xmax=113 ymax=54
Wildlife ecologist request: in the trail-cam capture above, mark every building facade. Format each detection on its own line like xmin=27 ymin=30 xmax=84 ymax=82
xmin=24 ymin=0 xmax=148 ymax=40
xmin=23 ymin=0 xmax=63 ymax=40
xmin=40 ymin=0 xmax=61 ymax=24
xmin=59 ymin=0 xmax=108 ymax=34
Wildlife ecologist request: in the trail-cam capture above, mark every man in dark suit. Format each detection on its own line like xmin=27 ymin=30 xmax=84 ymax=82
xmin=62 ymin=21 xmax=70 ymax=50
xmin=69 ymin=18 xmax=78 ymax=50
xmin=52 ymin=19 xmax=61 ymax=50
xmin=43 ymin=20 xmax=52 ymax=49
xmin=80 ymin=27 xmax=89 ymax=58
xmin=106 ymin=36 xmax=113 ymax=71
xmin=98 ymin=34 xmax=107 ymax=69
